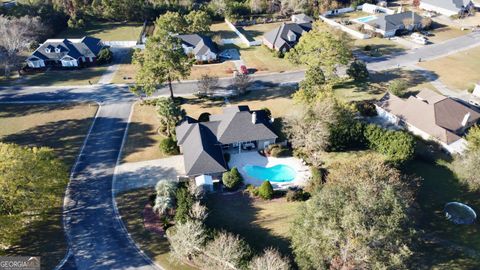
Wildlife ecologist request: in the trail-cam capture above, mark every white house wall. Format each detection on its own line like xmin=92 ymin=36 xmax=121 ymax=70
xmin=61 ymin=59 xmax=78 ymax=67
xmin=27 ymin=60 xmax=45 ymax=68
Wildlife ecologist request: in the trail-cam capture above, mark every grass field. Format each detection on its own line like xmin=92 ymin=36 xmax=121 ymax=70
xmin=405 ymin=159 xmax=480 ymax=269
xmin=418 ymin=46 xmax=480 ymax=91
xmin=116 ymin=188 xmax=195 ymax=270
xmin=122 ymin=102 xmax=168 ymax=163
xmin=354 ymin=38 xmax=407 ymax=57
xmin=189 ymin=62 xmax=236 ymax=80
xmin=210 ymin=22 xmax=238 ymax=39
xmin=0 ymin=103 xmax=98 ymax=269
xmin=333 ymin=68 xmax=435 ymax=102
xmin=0 ymin=66 xmax=108 ymax=87
xmin=231 ymin=45 xmax=302 ymax=74
xmin=205 ymin=193 xmax=301 ymax=258
xmin=240 ymin=22 xmax=284 ymax=41
xmin=56 ymin=21 xmax=143 ymax=41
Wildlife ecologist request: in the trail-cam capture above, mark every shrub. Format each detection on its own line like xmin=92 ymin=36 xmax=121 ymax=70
xmin=364 ymin=124 xmax=416 ymax=166
xmin=286 ymin=189 xmax=309 ymax=202
xmin=159 ymin=137 xmax=179 ymax=155
xmin=261 ymin=107 xmax=272 ymax=119
xmin=245 ymin=184 xmax=259 ymax=196
xmin=305 ymin=167 xmax=324 ymax=194
xmin=258 ymin=181 xmax=274 ymax=200
xmin=356 ymin=101 xmax=378 ymax=117
xmin=388 ymin=79 xmax=408 ymax=97
xmin=97 ymin=48 xmax=113 ymax=65
xmin=222 ymin=167 xmax=243 ymax=190
xmin=467 ymin=84 xmax=475 ymax=93
xmin=198 ymin=112 xmax=211 ymax=122
xmin=364 ymin=45 xmax=372 ymax=51
xmin=266 ymin=144 xmax=291 ymax=157
xmin=347 ymin=60 xmax=369 ymax=82
xmin=174 ymin=187 xmax=194 ymax=223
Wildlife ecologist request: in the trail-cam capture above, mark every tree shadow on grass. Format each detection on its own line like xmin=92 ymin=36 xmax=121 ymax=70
xmin=404 ymin=159 xmax=480 ymax=268
xmin=3 ymin=207 xmax=67 ymax=270
xmin=0 ymin=103 xmax=81 ymax=118
xmin=121 ymin=121 xmax=160 ymax=163
xmin=1 ymin=118 xmax=95 ymax=168
xmin=231 ymin=85 xmax=297 ymax=103
xmin=205 ymin=193 xmax=295 ymax=262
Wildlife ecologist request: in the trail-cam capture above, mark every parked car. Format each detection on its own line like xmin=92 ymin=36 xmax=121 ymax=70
xmin=469 ymin=99 xmax=480 ymax=108
xmin=411 ymin=33 xmax=428 ymax=45
xmin=240 ymin=65 xmax=248 ymax=75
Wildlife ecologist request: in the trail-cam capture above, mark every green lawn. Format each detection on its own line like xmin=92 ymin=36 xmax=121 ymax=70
xmin=116 ymin=188 xmax=195 ymax=270
xmin=56 ymin=21 xmax=143 ymax=41
xmin=354 ymin=38 xmax=407 ymax=57
xmin=0 ymin=103 xmax=98 ymax=269
xmin=405 ymin=159 xmax=480 ymax=269
xmin=205 ymin=193 xmax=301 ymax=259
xmin=0 ymin=66 xmax=108 ymax=87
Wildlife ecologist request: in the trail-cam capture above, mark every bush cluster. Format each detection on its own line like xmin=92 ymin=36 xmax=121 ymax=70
xmin=286 ymin=189 xmax=309 ymax=202
xmin=364 ymin=124 xmax=416 ymax=166
xmin=97 ymin=48 xmax=113 ymax=65
xmin=159 ymin=137 xmax=180 ymax=155
xmin=222 ymin=167 xmax=243 ymax=190
xmin=258 ymin=181 xmax=274 ymax=200
xmin=265 ymin=144 xmax=291 ymax=157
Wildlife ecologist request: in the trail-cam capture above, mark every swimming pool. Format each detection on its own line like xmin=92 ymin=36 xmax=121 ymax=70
xmin=356 ymin=15 xmax=377 ymax=23
xmin=243 ymin=164 xmax=296 ymax=182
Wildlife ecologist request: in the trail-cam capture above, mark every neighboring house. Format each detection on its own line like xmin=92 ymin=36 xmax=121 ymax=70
xmin=291 ymin=13 xmax=314 ymax=23
xmin=362 ymin=3 xmax=395 ymax=14
xmin=376 ymin=89 xmax=480 ymax=153
xmin=26 ymin=36 xmax=104 ymax=69
xmin=420 ymin=0 xmax=473 ymax=17
xmin=176 ymin=34 xmax=218 ymax=62
xmin=263 ymin=22 xmax=312 ymax=52
xmin=176 ymin=106 xmax=278 ymax=177
xmin=364 ymin=11 xmax=423 ymax=37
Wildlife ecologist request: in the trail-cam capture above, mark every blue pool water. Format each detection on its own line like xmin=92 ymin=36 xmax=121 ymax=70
xmin=356 ymin=15 xmax=377 ymax=23
xmin=243 ymin=164 xmax=296 ymax=182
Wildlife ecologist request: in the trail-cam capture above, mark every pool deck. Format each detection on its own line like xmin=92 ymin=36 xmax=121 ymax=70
xmin=228 ymin=151 xmax=310 ymax=189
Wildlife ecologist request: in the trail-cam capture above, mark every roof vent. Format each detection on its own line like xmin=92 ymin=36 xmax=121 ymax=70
xmin=252 ymin=112 xmax=257 ymax=124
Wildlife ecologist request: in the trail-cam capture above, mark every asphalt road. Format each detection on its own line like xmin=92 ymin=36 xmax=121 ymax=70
xmin=62 ymin=102 xmax=158 ymax=270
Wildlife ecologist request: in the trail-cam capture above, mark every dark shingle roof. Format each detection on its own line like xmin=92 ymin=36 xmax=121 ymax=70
xmin=27 ymin=36 xmax=103 ymax=62
xmin=263 ymin=22 xmax=312 ymax=50
xmin=176 ymin=106 xmax=278 ymax=176
xmin=176 ymin=34 xmax=218 ymax=56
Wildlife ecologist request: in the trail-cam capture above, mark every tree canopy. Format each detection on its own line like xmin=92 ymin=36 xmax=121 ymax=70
xmin=291 ymin=155 xmax=415 ymax=269
xmin=0 ymin=143 xmax=68 ymax=215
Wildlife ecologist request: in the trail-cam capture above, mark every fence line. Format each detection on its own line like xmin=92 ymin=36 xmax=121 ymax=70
xmin=319 ymin=15 xmax=370 ymax=39
xmin=224 ymin=19 xmax=261 ymax=47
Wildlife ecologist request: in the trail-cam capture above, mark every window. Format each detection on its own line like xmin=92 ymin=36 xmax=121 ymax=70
xmin=45 ymin=48 xmax=51 ymax=53
xmin=55 ymin=48 xmax=61 ymax=53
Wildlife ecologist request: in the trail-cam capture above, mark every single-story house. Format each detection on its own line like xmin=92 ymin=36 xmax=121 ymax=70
xmin=26 ymin=36 xmax=104 ymax=68
xmin=176 ymin=106 xmax=278 ymax=177
xmin=376 ymin=89 xmax=480 ymax=153
xmin=362 ymin=3 xmax=395 ymax=14
xmin=291 ymin=13 xmax=314 ymax=23
xmin=420 ymin=0 xmax=473 ymax=17
xmin=365 ymin=11 xmax=423 ymax=37
xmin=263 ymin=22 xmax=312 ymax=52
xmin=176 ymin=34 xmax=218 ymax=62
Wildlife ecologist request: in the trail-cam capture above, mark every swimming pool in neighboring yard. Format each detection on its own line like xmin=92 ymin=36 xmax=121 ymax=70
xmin=356 ymin=15 xmax=377 ymax=23
xmin=243 ymin=164 xmax=296 ymax=182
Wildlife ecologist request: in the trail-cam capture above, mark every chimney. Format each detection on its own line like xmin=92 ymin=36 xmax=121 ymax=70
xmin=461 ymin=112 xmax=471 ymax=127
xmin=252 ymin=112 xmax=257 ymax=124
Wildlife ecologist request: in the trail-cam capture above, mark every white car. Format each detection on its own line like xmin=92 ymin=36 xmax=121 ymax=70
xmin=411 ymin=33 xmax=428 ymax=45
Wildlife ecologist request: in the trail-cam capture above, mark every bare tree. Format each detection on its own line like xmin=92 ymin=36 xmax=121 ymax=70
xmin=166 ymin=220 xmax=206 ymax=263
xmin=402 ymin=18 xmax=414 ymax=31
xmin=284 ymin=98 xmax=339 ymax=167
xmin=249 ymin=248 xmax=291 ymax=270
xmin=0 ymin=15 xmax=45 ymax=77
xmin=196 ymin=231 xmax=251 ymax=270
xmin=232 ymin=74 xmax=251 ymax=95
xmin=197 ymin=74 xmax=219 ymax=97
xmin=189 ymin=201 xmax=208 ymax=222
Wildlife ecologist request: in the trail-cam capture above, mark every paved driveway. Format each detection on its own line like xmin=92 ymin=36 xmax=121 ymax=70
xmin=62 ymin=102 xmax=158 ymax=270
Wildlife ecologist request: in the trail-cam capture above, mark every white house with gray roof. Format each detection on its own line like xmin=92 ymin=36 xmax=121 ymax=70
xmin=364 ymin=11 xmax=423 ymax=37
xmin=263 ymin=22 xmax=312 ymax=52
xmin=176 ymin=106 xmax=278 ymax=177
xmin=26 ymin=36 xmax=104 ymax=68
xmin=420 ymin=0 xmax=473 ymax=16
xmin=176 ymin=34 xmax=218 ymax=62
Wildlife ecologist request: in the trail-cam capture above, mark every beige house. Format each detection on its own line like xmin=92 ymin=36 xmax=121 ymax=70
xmin=376 ymin=89 xmax=480 ymax=153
